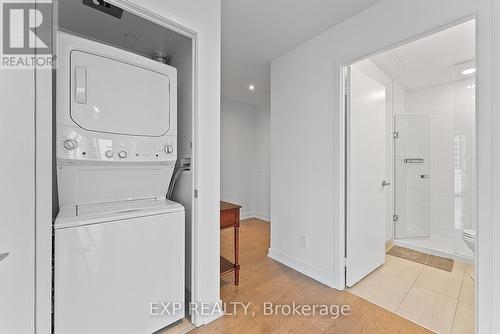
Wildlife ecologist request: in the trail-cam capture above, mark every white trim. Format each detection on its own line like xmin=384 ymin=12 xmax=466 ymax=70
xmin=240 ymin=213 xmax=271 ymax=222
xmin=477 ymin=2 xmax=494 ymax=331
xmin=190 ymin=33 xmax=202 ymax=328
xmin=34 ymin=69 xmax=53 ymax=334
xmin=252 ymin=213 xmax=271 ymax=222
xmin=191 ymin=300 xmax=224 ymax=327
xmin=107 ymin=0 xmax=197 ymax=38
xmin=35 ymin=0 xmax=54 ymax=332
xmin=268 ymin=248 xmax=336 ymax=288
xmin=333 ymin=63 xmax=347 ymax=290
xmin=240 ymin=212 xmax=254 ymax=220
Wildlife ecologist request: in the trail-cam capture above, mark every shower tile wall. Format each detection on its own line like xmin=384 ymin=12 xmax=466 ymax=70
xmin=406 ymin=84 xmax=455 ymax=239
xmin=395 ymin=80 xmax=475 ymax=257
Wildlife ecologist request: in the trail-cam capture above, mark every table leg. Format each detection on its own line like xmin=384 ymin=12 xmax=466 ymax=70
xmin=234 ymin=225 xmax=240 ymax=285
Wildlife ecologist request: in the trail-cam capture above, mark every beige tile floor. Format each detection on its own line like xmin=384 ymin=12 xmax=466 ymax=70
xmin=349 ymin=254 xmax=475 ymax=334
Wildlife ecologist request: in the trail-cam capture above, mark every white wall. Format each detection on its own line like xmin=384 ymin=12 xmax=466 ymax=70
xmin=0 ymin=70 xmax=36 ymax=334
xmin=270 ymin=0 xmax=496 ymax=331
xmin=490 ymin=3 xmax=500 ymax=330
xmin=253 ymin=100 xmax=271 ymax=220
xmin=169 ymin=37 xmax=193 ymax=164
xmin=0 ymin=3 xmax=53 ymax=332
xmin=221 ymin=99 xmax=256 ymax=217
xmin=221 ymin=98 xmax=270 ymax=221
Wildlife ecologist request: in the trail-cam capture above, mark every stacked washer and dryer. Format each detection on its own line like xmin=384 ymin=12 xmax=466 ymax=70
xmin=54 ymin=32 xmax=185 ymax=334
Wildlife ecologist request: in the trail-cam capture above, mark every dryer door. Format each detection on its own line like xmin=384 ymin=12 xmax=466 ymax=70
xmin=70 ymin=51 xmax=171 ymax=137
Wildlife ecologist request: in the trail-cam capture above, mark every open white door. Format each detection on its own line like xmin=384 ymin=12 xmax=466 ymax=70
xmin=346 ymin=67 xmax=387 ymax=287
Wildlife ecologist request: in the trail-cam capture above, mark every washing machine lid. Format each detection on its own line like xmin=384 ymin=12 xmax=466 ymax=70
xmin=57 ymin=164 xmax=175 ymax=208
xmin=70 ymin=50 xmax=171 ymax=137
xmin=55 ymin=198 xmax=184 ymax=229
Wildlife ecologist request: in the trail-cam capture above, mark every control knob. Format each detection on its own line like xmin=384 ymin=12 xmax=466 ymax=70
xmin=118 ymin=150 xmax=127 ymax=159
xmin=63 ymin=139 xmax=78 ymax=151
xmin=105 ymin=150 xmax=114 ymax=158
xmin=164 ymin=145 xmax=174 ymax=154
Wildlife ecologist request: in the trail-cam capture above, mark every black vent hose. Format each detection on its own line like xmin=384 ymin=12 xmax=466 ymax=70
xmin=166 ymin=165 xmax=190 ymax=200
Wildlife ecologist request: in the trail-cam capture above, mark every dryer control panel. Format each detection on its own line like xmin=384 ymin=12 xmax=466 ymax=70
xmin=57 ymin=126 xmax=176 ymax=163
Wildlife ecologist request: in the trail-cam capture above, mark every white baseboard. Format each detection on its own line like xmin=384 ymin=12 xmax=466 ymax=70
xmin=240 ymin=212 xmax=270 ymax=222
xmin=240 ymin=212 xmax=254 ymax=220
xmin=253 ymin=212 xmax=270 ymax=222
xmin=267 ymin=248 xmax=336 ymax=288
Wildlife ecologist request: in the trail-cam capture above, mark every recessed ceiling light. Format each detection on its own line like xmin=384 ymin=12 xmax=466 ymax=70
xmin=461 ymin=68 xmax=476 ymax=75
xmin=249 ymin=84 xmax=255 ymax=91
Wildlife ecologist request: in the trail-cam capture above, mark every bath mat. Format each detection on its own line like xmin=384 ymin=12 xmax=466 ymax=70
xmin=387 ymin=245 xmax=454 ymax=272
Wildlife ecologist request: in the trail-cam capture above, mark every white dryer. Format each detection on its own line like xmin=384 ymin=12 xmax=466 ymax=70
xmin=54 ymin=32 xmax=184 ymax=334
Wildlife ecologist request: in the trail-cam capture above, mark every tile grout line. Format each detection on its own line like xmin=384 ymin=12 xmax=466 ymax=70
xmin=394 ymin=264 xmax=438 ymax=333
xmin=412 ymin=262 xmax=467 ymax=298
xmin=350 ymin=257 xmax=405 ymax=309
xmin=449 ymin=267 xmax=467 ymax=333
xmin=356 ymin=257 xmax=468 ymax=331
xmin=395 ymin=264 xmax=425 ymax=312
xmin=378 ymin=257 xmax=471 ymax=333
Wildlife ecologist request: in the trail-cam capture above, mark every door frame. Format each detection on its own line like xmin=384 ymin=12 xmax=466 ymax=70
xmin=334 ymin=14 xmax=480 ymax=326
xmin=34 ymin=0 xmax=55 ymax=332
xmin=35 ymin=0 xmax=204 ymax=331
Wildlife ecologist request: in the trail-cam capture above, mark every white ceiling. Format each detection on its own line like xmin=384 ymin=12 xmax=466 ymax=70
xmin=222 ymin=0 xmax=381 ymax=106
xmin=371 ymin=20 xmax=476 ymax=92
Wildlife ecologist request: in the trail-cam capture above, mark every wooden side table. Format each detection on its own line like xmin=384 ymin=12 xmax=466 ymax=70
xmin=220 ymin=201 xmax=241 ymax=285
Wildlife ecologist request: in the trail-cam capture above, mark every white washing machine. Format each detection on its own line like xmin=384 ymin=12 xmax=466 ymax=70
xmin=54 ymin=32 xmax=184 ymax=334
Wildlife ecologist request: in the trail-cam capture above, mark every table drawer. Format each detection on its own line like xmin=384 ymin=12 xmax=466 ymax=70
xmin=220 ymin=210 xmax=237 ymax=228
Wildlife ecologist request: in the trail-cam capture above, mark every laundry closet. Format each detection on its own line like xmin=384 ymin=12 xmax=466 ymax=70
xmin=53 ymin=1 xmax=195 ymax=333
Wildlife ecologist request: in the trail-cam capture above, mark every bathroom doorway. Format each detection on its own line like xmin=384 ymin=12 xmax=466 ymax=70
xmin=344 ymin=19 xmax=477 ymax=333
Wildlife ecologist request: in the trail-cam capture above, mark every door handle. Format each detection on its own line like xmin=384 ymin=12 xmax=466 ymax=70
xmin=382 ymin=180 xmax=391 ymax=187
xmin=75 ymin=65 xmax=87 ymax=104
xmin=0 ymin=252 xmax=9 ymax=263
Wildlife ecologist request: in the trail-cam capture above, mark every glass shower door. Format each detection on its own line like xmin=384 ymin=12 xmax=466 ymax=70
xmin=394 ymin=115 xmax=430 ymax=239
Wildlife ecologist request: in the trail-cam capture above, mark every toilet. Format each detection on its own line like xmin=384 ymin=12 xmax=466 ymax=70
xmin=462 ymin=229 xmax=476 ymax=280
xmin=462 ymin=229 xmax=476 ymax=253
